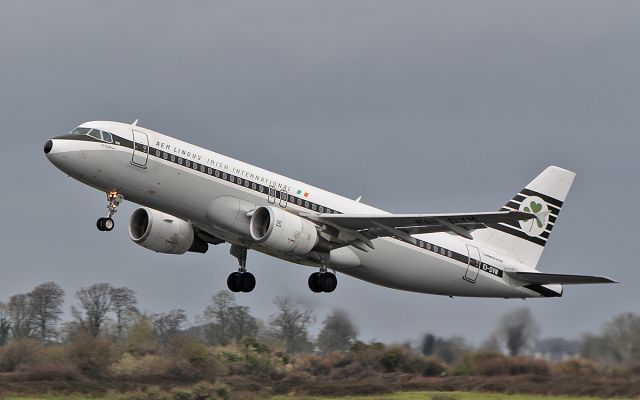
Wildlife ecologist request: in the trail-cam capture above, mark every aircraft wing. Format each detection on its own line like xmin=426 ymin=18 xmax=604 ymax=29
xmin=306 ymin=210 xmax=535 ymax=250
xmin=506 ymin=271 xmax=617 ymax=285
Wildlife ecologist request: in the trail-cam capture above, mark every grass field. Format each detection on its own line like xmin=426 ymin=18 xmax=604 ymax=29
xmin=5 ymin=392 xmax=636 ymax=400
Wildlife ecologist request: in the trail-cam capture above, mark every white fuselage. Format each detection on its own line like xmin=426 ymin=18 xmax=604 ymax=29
xmin=45 ymin=121 xmax=561 ymax=299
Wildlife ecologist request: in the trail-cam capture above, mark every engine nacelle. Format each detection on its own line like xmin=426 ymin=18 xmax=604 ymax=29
xmin=128 ymin=208 xmax=208 ymax=255
xmin=250 ymin=206 xmax=320 ymax=255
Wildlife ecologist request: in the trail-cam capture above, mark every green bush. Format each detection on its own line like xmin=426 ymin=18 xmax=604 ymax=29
xmin=0 ymin=338 xmax=43 ymax=372
xmin=67 ymin=336 xmax=114 ymax=377
xmin=380 ymin=347 xmax=410 ymax=372
xmin=191 ymin=381 xmax=215 ymax=400
xmin=168 ymin=336 xmax=219 ymax=381
xmin=171 ymin=388 xmax=193 ymax=400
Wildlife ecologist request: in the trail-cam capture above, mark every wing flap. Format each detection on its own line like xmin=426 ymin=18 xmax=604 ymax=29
xmin=507 ymin=271 xmax=616 ymax=285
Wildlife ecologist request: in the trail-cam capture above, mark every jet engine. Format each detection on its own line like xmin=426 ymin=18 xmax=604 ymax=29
xmin=128 ymin=208 xmax=208 ymax=254
xmin=250 ymin=206 xmax=324 ymax=255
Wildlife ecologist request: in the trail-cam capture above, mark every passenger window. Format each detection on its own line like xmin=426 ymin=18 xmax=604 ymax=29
xmin=312 ymin=204 xmax=317 ymax=211
xmin=155 ymin=150 xmax=161 ymax=157
xmin=237 ymin=178 xmax=242 ymax=185
xmin=102 ymin=131 xmax=113 ymax=143
xmin=185 ymin=160 xmax=191 ymax=167
xmin=171 ymin=155 xmax=176 ymax=162
xmin=447 ymin=250 xmax=452 ymax=257
xmin=88 ymin=129 xmax=101 ymax=140
xmin=207 ymin=167 xmax=212 ymax=174
xmin=304 ymin=200 xmax=309 ymax=208
xmin=426 ymin=243 xmax=431 ymax=250
xmin=200 ymin=165 xmax=205 ymax=172
xmin=178 ymin=158 xmax=183 ymax=164
xmin=214 ymin=170 xmax=220 ymax=177
xmin=319 ymin=206 xmax=324 ymax=213
xmin=163 ymin=153 xmax=168 ymax=160
xmin=251 ymin=183 xmax=256 ymax=190
xmin=297 ymin=199 xmax=302 ymax=206
xmin=230 ymin=176 xmax=235 ymax=183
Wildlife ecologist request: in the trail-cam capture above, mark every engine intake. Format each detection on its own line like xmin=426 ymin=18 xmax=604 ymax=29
xmin=250 ymin=206 xmax=321 ymax=255
xmin=129 ymin=208 xmax=208 ymax=254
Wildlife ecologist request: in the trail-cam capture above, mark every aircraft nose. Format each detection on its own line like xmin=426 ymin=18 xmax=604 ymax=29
xmin=44 ymin=139 xmax=53 ymax=154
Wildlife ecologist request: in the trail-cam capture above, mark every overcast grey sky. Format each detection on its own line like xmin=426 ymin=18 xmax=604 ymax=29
xmin=1 ymin=1 xmax=638 ymax=344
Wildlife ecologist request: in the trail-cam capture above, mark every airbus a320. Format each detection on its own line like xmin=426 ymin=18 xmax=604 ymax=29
xmin=44 ymin=121 xmax=614 ymax=298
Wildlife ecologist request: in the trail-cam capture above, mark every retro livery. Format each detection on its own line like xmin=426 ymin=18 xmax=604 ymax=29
xmin=44 ymin=121 xmax=614 ymax=298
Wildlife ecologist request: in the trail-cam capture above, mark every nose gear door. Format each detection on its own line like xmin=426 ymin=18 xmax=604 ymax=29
xmin=131 ymin=130 xmax=149 ymax=167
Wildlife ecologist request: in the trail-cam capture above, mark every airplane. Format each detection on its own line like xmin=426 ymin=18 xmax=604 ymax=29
xmin=44 ymin=121 xmax=615 ymax=298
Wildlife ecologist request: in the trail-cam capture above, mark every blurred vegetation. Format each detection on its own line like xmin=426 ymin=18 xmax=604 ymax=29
xmin=1 ymin=283 xmax=640 ymax=399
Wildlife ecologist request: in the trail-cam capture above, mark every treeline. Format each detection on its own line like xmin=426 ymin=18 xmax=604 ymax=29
xmin=0 ymin=282 xmax=639 ymax=399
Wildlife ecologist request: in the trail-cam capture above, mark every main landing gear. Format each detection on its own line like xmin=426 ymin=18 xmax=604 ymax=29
xmin=97 ymin=191 xmax=123 ymax=232
xmin=308 ymin=268 xmax=337 ymax=293
xmin=227 ymin=245 xmax=256 ymax=293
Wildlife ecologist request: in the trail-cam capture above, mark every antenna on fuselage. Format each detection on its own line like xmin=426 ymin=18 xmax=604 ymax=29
xmin=132 ymin=118 xmax=139 ymax=126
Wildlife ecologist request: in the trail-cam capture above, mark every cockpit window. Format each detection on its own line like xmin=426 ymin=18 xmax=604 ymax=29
xmin=70 ymin=127 xmax=90 ymax=135
xmin=101 ymin=131 xmax=113 ymax=143
xmin=88 ymin=129 xmax=102 ymax=140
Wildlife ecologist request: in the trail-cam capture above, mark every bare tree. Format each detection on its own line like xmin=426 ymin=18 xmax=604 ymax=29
xmin=8 ymin=294 xmax=34 ymax=339
xmin=317 ymin=309 xmax=358 ymax=352
xmin=0 ymin=302 xmax=10 ymax=346
xmin=152 ymin=309 xmax=187 ymax=343
xmin=202 ymin=290 xmax=258 ymax=345
xmin=109 ymin=287 xmax=139 ymax=340
xmin=74 ymin=283 xmax=113 ymax=337
xmin=28 ymin=282 xmax=65 ymax=342
xmin=494 ymin=307 xmax=540 ymax=356
xmin=269 ymin=296 xmax=313 ymax=353
xmin=581 ymin=312 xmax=640 ymax=365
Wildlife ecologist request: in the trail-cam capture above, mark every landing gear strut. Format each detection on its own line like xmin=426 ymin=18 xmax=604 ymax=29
xmin=227 ymin=245 xmax=256 ymax=293
xmin=97 ymin=191 xmax=123 ymax=232
xmin=308 ymin=264 xmax=337 ymax=293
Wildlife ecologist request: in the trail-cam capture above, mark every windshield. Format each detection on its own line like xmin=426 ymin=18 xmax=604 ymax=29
xmin=68 ymin=127 xmax=114 ymax=143
xmin=70 ymin=127 xmax=90 ymax=135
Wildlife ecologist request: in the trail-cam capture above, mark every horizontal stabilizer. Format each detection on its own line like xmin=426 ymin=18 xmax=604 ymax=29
xmin=506 ymin=271 xmax=616 ymax=285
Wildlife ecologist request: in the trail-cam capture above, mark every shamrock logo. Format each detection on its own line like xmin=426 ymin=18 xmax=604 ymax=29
xmin=518 ymin=196 xmax=548 ymax=237
xmin=523 ymin=201 xmax=544 ymax=228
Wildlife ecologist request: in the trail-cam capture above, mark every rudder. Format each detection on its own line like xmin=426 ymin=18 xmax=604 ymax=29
xmin=473 ymin=166 xmax=576 ymax=268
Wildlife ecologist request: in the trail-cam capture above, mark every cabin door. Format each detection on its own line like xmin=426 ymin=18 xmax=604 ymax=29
xmin=131 ymin=130 xmax=149 ymax=168
xmin=464 ymin=244 xmax=481 ymax=283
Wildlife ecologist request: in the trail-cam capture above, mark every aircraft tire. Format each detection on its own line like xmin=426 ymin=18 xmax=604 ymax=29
xmin=96 ymin=218 xmax=106 ymax=231
xmin=239 ymin=272 xmax=256 ymax=293
xmin=320 ymin=272 xmax=337 ymax=293
xmin=308 ymin=272 xmax=322 ymax=293
xmin=104 ymin=218 xmax=114 ymax=231
xmin=227 ymin=272 xmax=241 ymax=292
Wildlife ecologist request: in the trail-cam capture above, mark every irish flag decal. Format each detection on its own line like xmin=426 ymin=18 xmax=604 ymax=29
xmin=296 ymin=189 xmax=310 ymax=198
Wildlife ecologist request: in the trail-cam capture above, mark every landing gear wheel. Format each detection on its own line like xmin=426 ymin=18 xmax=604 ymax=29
xmin=320 ymin=272 xmax=337 ymax=293
xmin=103 ymin=218 xmax=114 ymax=231
xmin=239 ymin=272 xmax=256 ymax=293
xmin=97 ymin=217 xmax=115 ymax=232
xmin=308 ymin=272 xmax=322 ymax=293
xmin=227 ymin=272 xmax=241 ymax=293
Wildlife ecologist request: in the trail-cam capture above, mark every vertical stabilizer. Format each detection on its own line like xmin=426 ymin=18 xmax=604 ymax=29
xmin=473 ymin=166 xmax=576 ymax=268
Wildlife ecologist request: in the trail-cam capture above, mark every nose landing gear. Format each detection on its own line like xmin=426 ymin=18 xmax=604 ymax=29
xmin=227 ymin=245 xmax=256 ymax=293
xmin=97 ymin=191 xmax=123 ymax=232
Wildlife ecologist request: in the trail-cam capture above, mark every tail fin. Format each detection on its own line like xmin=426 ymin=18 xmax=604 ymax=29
xmin=473 ymin=166 xmax=576 ymax=268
